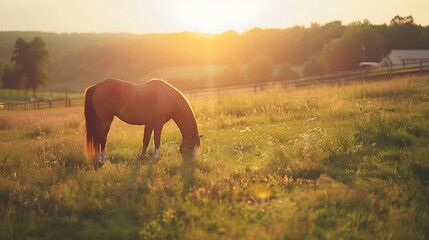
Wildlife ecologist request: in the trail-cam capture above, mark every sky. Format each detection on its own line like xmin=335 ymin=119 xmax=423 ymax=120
xmin=1 ymin=0 xmax=428 ymax=34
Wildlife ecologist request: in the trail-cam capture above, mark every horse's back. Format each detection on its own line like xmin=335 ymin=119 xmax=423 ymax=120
xmin=144 ymin=79 xmax=179 ymax=93
xmin=91 ymin=79 xmax=133 ymax=116
xmin=142 ymin=78 xmax=185 ymax=113
xmin=91 ymin=78 xmax=181 ymax=125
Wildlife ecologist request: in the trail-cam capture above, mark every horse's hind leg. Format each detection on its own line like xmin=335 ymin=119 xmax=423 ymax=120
xmin=139 ymin=124 xmax=153 ymax=160
xmin=153 ymin=124 xmax=164 ymax=159
xmin=93 ymin=144 xmax=104 ymax=168
xmin=95 ymin=118 xmax=113 ymax=168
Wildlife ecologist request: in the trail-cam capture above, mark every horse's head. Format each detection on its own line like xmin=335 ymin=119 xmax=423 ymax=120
xmin=180 ymin=134 xmax=202 ymax=160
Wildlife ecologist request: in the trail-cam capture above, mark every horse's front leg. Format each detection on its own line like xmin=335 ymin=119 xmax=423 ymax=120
xmin=139 ymin=125 xmax=153 ymax=160
xmin=153 ymin=124 xmax=164 ymax=159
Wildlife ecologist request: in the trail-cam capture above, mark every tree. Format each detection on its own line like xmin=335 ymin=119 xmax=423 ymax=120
xmin=276 ymin=63 xmax=299 ymax=81
xmin=303 ymin=56 xmax=326 ymax=76
xmin=388 ymin=15 xmax=421 ymax=49
xmin=214 ymin=64 xmax=245 ymax=86
xmin=321 ymin=39 xmax=344 ymax=73
xmin=0 ymin=61 xmax=2 ymax=86
xmin=11 ymin=37 xmax=49 ymax=96
xmin=246 ymin=55 xmax=275 ymax=83
xmin=321 ymin=25 xmax=384 ymax=73
xmin=321 ymin=21 xmax=345 ymax=41
xmin=390 ymin=15 xmax=415 ymax=26
xmin=1 ymin=64 xmax=19 ymax=89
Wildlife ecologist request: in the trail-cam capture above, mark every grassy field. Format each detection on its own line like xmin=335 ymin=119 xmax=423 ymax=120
xmin=1 ymin=76 xmax=429 ymax=239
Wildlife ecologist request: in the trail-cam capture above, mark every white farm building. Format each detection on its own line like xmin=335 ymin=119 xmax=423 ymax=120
xmin=381 ymin=49 xmax=429 ymax=68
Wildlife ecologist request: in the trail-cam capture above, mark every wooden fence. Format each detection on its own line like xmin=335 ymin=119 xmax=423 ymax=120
xmin=0 ymin=97 xmax=84 ymax=110
xmin=183 ymin=62 xmax=429 ymax=98
xmin=1 ymin=61 xmax=428 ymax=110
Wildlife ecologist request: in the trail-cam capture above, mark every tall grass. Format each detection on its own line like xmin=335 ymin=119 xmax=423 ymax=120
xmin=1 ymin=76 xmax=429 ymax=239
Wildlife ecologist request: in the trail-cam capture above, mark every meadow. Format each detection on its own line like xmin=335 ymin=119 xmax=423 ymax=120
xmin=1 ymin=76 xmax=429 ymax=239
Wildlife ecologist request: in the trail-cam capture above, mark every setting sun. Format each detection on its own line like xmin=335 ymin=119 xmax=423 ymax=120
xmin=177 ymin=0 xmax=260 ymax=33
xmin=1 ymin=1 xmax=429 ymax=33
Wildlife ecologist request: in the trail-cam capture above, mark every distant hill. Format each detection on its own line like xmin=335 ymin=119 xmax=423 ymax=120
xmin=0 ymin=31 xmax=245 ymax=92
xmin=0 ymin=32 xmax=145 ymax=92
xmin=1 ymin=18 xmax=428 ymax=92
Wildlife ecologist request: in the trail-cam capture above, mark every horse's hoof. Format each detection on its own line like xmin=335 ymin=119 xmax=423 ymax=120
xmin=138 ymin=153 xmax=148 ymax=161
xmin=154 ymin=150 xmax=160 ymax=160
xmin=94 ymin=160 xmax=104 ymax=169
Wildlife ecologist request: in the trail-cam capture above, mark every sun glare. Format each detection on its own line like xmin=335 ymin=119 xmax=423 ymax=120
xmin=177 ymin=0 xmax=259 ymax=33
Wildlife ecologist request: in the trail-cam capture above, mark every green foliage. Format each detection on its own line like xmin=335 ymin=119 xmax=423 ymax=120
xmin=10 ymin=37 xmax=50 ymax=95
xmin=1 ymin=16 xmax=428 ymax=92
xmin=246 ymin=55 xmax=275 ymax=83
xmin=321 ymin=25 xmax=384 ymax=73
xmin=390 ymin=15 xmax=415 ymax=26
xmin=303 ymin=55 xmax=326 ymax=76
xmin=1 ymin=76 xmax=429 ymax=239
xmin=1 ymin=63 xmax=19 ymax=89
xmin=275 ymin=63 xmax=299 ymax=81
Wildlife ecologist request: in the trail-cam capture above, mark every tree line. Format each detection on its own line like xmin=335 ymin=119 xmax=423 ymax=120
xmin=0 ymin=15 xmax=428 ymax=92
xmin=0 ymin=37 xmax=49 ymax=96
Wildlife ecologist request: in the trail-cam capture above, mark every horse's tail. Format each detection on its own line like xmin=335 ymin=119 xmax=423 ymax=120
xmin=84 ymin=85 xmax=98 ymax=161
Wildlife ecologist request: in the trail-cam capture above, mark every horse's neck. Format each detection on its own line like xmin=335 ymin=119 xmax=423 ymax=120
xmin=172 ymin=99 xmax=198 ymax=140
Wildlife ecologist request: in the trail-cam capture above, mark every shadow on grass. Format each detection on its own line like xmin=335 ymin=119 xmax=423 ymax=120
xmin=181 ymin=157 xmax=197 ymax=198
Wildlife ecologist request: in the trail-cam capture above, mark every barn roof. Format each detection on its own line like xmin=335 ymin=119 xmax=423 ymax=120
xmin=388 ymin=49 xmax=429 ymax=60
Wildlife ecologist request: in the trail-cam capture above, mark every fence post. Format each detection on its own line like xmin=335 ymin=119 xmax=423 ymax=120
xmin=65 ymin=97 xmax=72 ymax=107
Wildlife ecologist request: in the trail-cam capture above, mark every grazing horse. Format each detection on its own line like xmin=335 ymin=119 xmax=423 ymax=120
xmin=84 ymin=78 xmax=201 ymax=168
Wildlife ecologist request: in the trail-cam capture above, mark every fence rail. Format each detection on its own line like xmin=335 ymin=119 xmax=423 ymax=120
xmin=183 ymin=63 xmax=429 ymax=98
xmin=1 ymin=62 xmax=429 ymax=110
xmin=0 ymin=97 xmax=84 ymax=110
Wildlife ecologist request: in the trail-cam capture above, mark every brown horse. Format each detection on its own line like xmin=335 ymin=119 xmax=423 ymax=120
xmin=84 ymin=78 xmax=201 ymax=168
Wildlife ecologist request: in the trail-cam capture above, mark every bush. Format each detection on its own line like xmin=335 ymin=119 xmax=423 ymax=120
xmin=246 ymin=55 xmax=275 ymax=83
